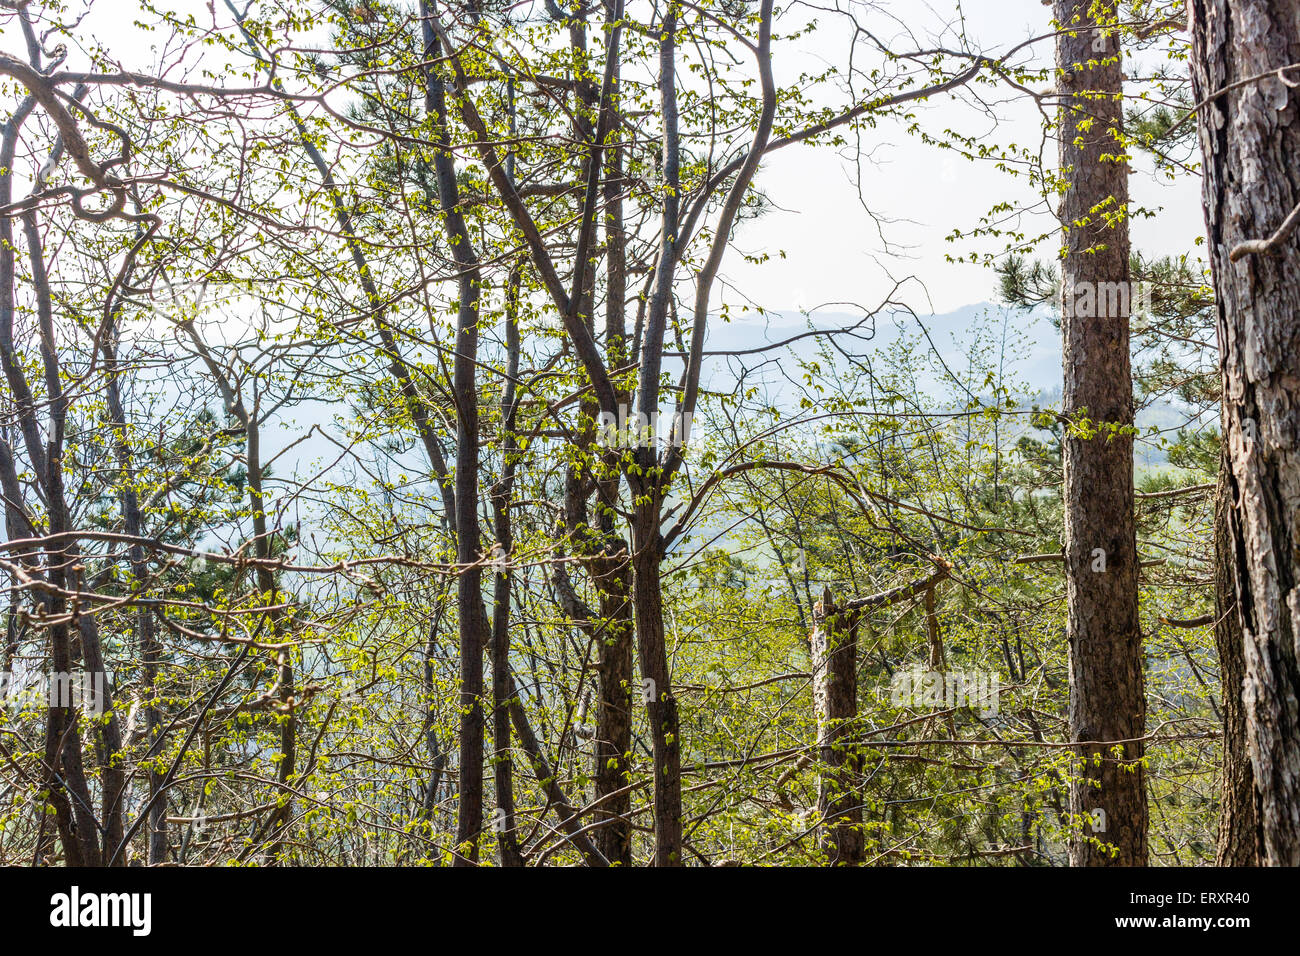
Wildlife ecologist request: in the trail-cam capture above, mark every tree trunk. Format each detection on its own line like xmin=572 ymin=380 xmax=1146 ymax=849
xmin=1214 ymin=451 xmax=1260 ymax=864
xmin=591 ymin=544 xmax=634 ymax=865
xmin=246 ymin=416 xmax=295 ymax=866
xmin=592 ymin=7 xmax=634 ymax=863
xmin=489 ymin=543 xmax=523 ymax=867
xmin=1055 ymin=0 xmax=1148 ymax=866
xmin=421 ymin=3 xmax=488 ymax=864
xmin=631 ymin=499 xmax=683 ymax=865
xmin=489 ymin=269 xmax=524 ymax=868
xmin=1190 ymin=0 xmax=1300 ymax=866
xmin=811 ymin=588 xmax=864 ymax=865
xmin=103 ymin=332 xmax=169 ymax=863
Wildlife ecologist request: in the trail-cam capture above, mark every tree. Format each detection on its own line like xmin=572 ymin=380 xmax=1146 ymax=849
xmin=1054 ymin=0 xmax=1147 ymax=865
xmin=1190 ymin=0 xmax=1300 ymax=867
xmin=0 ymin=0 xmax=1239 ymax=870
xmin=811 ymin=588 xmax=864 ymax=865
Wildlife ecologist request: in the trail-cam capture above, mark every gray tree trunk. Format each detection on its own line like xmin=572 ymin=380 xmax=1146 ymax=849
xmin=1190 ymin=0 xmax=1300 ymax=867
xmin=421 ymin=4 xmax=487 ymax=864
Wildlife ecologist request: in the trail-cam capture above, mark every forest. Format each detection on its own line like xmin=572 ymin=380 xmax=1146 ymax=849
xmin=0 ymin=0 xmax=1296 ymax=873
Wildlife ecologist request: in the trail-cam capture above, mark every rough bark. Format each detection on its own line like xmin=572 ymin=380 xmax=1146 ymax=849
xmin=811 ymin=588 xmax=864 ymax=865
xmin=1214 ymin=451 xmax=1261 ymax=864
xmin=1190 ymin=0 xmax=1300 ymax=867
xmin=1055 ymin=0 xmax=1148 ymax=866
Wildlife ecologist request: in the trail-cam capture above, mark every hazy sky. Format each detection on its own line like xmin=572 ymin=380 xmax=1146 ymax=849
xmin=721 ymin=0 xmax=1205 ymax=318
xmin=2 ymin=0 xmax=1205 ymax=320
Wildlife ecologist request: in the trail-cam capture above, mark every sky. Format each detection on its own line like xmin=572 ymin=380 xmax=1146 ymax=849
xmin=0 ymin=0 xmax=1206 ymax=323
xmin=719 ymin=0 xmax=1206 ymax=319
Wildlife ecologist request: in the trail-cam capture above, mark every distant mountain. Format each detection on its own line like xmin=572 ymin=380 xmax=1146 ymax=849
xmin=698 ymin=301 xmax=1061 ymax=393
xmin=695 ymin=301 xmax=1200 ymax=468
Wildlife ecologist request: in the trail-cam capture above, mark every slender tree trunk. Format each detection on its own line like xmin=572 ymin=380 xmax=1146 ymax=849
xmin=489 ymin=270 xmax=524 ymax=868
xmin=2 ymin=183 xmax=115 ymax=865
xmin=631 ymin=499 xmax=683 ymax=865
xmin=413 ymin=616 xmax=448 ymax=862
xmin=102 ymin=286 xmax=169 ymax=865
xmin=1190 ymin=0 xmax=1300 ymax=866
xmin=247 ymin=417 xmax=295 ymax=865
xmin=584 ymin=18 xmax=635 ymax=863
xmin=73 ymin=608 xmax=125 ymax=865
xmin=489 ymin=537 xmax=523 ymax=867
xmin=620 ymin=2 xmax=685 ymax=867
xmin=502 ymin=669 xmax=608 ymax=866
xmin=449 ymin=198 xmax=486 ymax=868
xmin=1055 ymin=0 xmax=1148 ymax=866
xmin=811 ymin=588 xmax=863 ymax=865
xmin=422 ymin=5 xmax=488 ymax=864
xmin=590 ymin=546 xmax=634 ymax=866
xmin=406 ymin=202 xmax=604 ymax=869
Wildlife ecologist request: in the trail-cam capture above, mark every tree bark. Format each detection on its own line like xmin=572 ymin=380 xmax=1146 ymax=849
xmin=590 ymin=0 xmax=634 ymax=866
xmin=421 ymin=3 xmax=489 ymax=864
xmin=627 ymin=10 xmax=684 ymax=865
xmin=489 ymin=269 xmax=524 ymax=868
xmin=1190 ymin=0 xmax=1300 ymax=866
xmin=1055 ymin=0 xmax=1148 ymax=866
xmin=631 ymin=500 xmax=683 ymax=865
xmin=811 ymin=588 xmax=864 ymax=865
xmin=1214 ymin=451 xmax=1260 ymax=864
xmin=589 ymin=545 xmax=634 ymax=866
